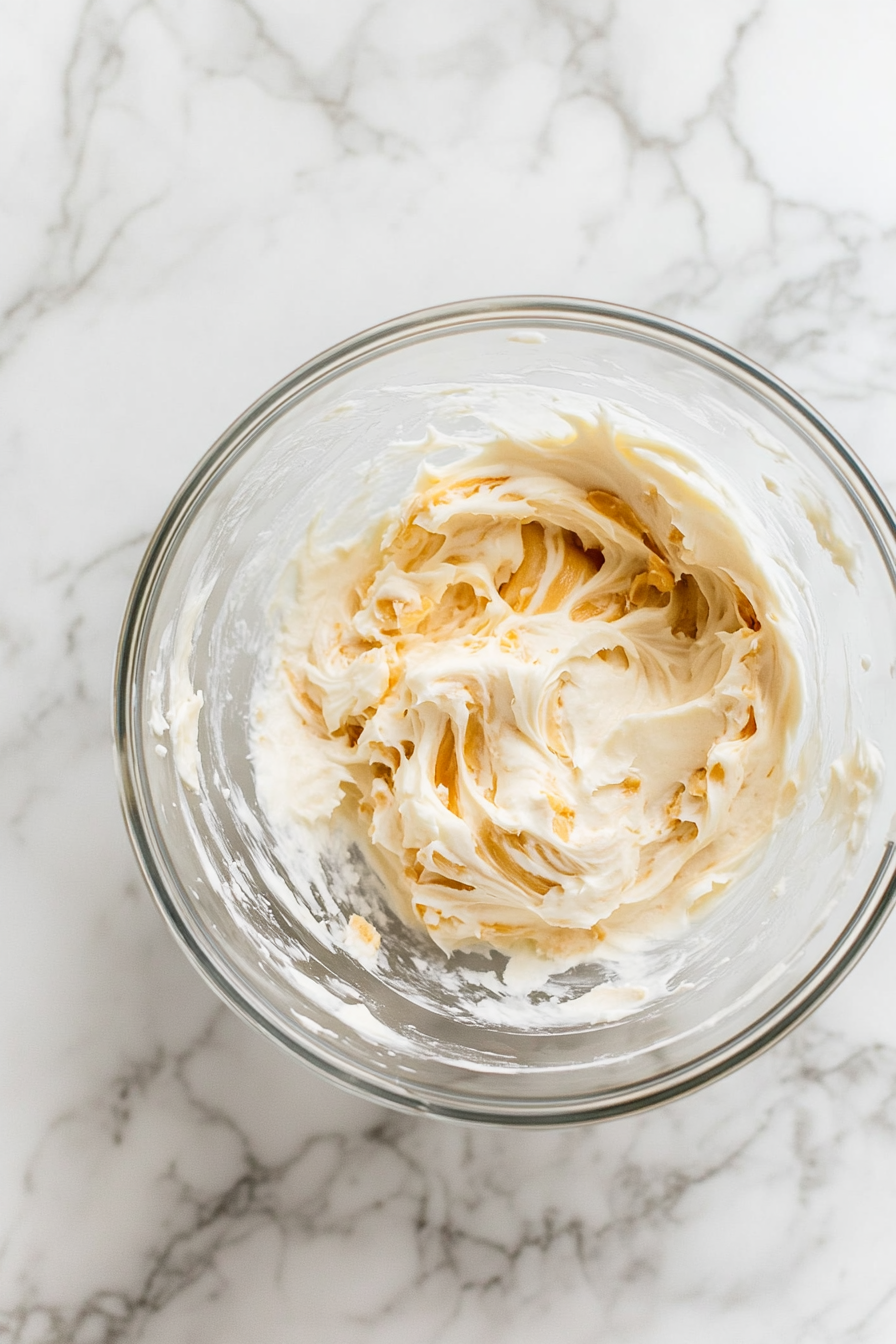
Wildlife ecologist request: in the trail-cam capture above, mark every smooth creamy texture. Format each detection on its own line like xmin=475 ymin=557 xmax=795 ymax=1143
xmin=253 ymin=407 xmax=804 ymax=969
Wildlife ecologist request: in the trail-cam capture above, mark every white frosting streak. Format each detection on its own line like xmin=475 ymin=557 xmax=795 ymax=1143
xmin=823 ymin=737 xmax=885 ymax=854
xmin=167 ymin=592 xmax=208 ymax=793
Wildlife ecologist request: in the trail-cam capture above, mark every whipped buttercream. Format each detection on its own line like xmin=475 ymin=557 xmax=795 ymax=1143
xmin=252 ymin=404 xmax=805 ymax=973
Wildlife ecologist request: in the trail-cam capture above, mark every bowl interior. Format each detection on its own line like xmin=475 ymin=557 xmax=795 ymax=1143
xmin=120 ymin=304 xmax=896 ymax=1121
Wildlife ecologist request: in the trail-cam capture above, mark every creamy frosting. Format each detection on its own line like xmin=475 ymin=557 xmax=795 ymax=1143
xmin=252 ymin=404 xmax=805 ymax=972
xmin=823 ymin=737 xmax=884 ymax=854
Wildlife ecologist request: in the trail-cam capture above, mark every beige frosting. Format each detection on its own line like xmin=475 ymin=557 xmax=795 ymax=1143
xmin=252 ymin=406 xmax=804 ymax=969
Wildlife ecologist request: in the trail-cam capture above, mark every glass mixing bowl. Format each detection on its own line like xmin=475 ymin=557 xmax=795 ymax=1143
xmin=115 ymin=297 xmax=896 ymax=1125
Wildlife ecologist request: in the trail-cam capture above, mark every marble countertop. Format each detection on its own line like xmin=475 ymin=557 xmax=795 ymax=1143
xmin=4 ymin=1 xmax=896 ymax=1339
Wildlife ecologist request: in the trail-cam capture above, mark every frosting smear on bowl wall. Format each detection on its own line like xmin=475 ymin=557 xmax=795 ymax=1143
xmin=252 ymin=399 xmax=805 ymax=986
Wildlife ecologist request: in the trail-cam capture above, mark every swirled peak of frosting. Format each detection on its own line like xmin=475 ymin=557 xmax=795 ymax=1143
xmin=253 ymin=404 xmax=803 ymax=968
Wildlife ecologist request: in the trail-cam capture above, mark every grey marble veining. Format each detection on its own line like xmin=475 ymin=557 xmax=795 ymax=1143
xmin=3 ymin=1 xmax=896 ymax=1340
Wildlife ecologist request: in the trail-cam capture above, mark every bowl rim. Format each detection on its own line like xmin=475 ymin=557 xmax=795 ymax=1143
xmin=114 ymin=295 xmax=896 ymax=1126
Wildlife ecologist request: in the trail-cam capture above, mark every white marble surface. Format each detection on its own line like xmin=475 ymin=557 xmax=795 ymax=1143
xmin=4 ymin=1 xmax=896 ymax=1339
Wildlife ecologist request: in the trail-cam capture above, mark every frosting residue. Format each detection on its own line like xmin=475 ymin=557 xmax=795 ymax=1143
xmin=823 ymin=737 xmax=885 ymax=854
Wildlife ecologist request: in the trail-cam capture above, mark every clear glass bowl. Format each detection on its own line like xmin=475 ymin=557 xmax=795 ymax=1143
xmin=115 ymin=297 xmax=896 ymax=1125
